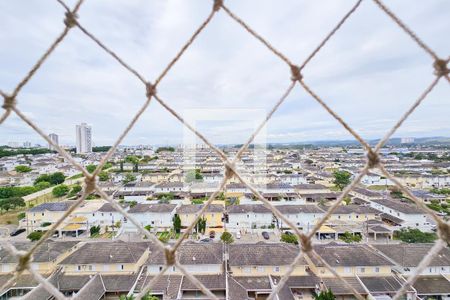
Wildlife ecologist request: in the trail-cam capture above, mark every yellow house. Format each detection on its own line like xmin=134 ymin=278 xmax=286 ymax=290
xmin=307 ymin=244 xmax=394 ymax=277
xmin=328 ymin=205 xmax=381 ymax=223
xmin=59 ymin=241 xmax=150 ymax=275
xmin=177 ymin=204 xmax=224 ymax=233
xmin=0 ymin=241 xmax=78 ymax=275
xmin=229 ymin=243 xmax=307 ymax=277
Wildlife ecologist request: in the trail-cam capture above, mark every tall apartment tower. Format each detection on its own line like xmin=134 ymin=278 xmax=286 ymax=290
xmin=76 ymin=123 xmax=92 ymax=154
xmin=48 ymin=133 xmax=59 ymax=151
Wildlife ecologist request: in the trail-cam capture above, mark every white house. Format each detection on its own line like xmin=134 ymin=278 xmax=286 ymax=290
xmin=226 ymin=204 xmax=274 ymax=232
xmin=369 ymin=198 xmax=432 ymax=231
xmin=124 ymin=203 xmax=178 ymax=232
xmin=275 ymin=205 xmax=325 ymax=232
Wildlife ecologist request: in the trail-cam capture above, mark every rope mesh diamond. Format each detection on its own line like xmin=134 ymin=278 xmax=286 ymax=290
xmin=1 ymin=0 xmax=449 ymax=299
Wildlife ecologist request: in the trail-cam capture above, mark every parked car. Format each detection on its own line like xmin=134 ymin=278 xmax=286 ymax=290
xmin=262 ymin=231 xmax=270 ymax=240
xmin=10 ymin=228 xmax=26 ymax=237
xmin=209 ymin=231 xmax=216 ymax=239
xmin=236 ymin=232 xmax=241 ymax=239
xmin=200 ymin=238 xmax=212 ymax=243
xmin=284 ymin=231 xmax=293 ymax=236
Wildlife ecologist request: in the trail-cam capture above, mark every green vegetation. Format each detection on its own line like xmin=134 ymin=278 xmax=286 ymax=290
xmin=86 ymin=164 xmax=96 ymax=173
xmin=195 ymin=217 xmax=207 ymax=234
xmin=14 ymin=165 xmax=32 ymax=173
xmin=98 ymin=171 xmax=109 ymax=181
xmin=157 ymin=192 xmax=174 ymax=201
xmin=426 ymin=200 xmax=449 ymax=215
xmin=395 ymin=228 xmax=437 ymax=243
xmin=173 ymin=214 xmax=181 ymax=234
xmin=333 ymin=170 xmax=351 ymax=191
xmin=280 ymin=233 xmax=298 ymax=244
xmin=68 ymin=173 xmax=83 ymax=180
xmin=339 ymin=232 xmax=362 ymax=243
xmin=191 ymin=198 xmax=205 ymax=204
xmin=52 ymin=185 xmax=69 ymax=197
xmin=220 ymin=231 xmax=234 ymax=244
xmin=314 ymin=290 xmax=335 ymax=300
xmin=123 ymin=173 xmax=136 ymax=184
xmin=156 ymin=146 xmax=175 ymax=153
xmin=17 ymin=212 xmax=26 ymax=220
xmin=92 ymin=146 xmax=111 ymax=152
xmin=0 ymin=197 xmax=25 ymax=212
xmin=185 ymin=168 xmax=203 ymax=183
xmin=430 ymin=188 xmax=450 ymax=195
xmin=0 ymin=185 xmax=44 ymax=199
xmin=90 ymin=225 xmax=101 ymax=236
xmin=68 ymin=185 xmax=82 ymax=198
xmin=34 ymin=172 xmax=65 ymax=185
xmin=27 ymin=231 xmax=44 ymax=241
xmin=0 ymin=147 xmax=52 ymax=158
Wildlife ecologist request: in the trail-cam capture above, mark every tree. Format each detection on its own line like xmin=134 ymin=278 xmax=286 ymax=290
xmin=68 ymin=185 xmax=82 ymax=197
xmin=280 ymin=233 xmax=298 ymax=244
xmin=86 ymin=164 xmax=97 ymax=173
xmin=35 ymin=181 xmax=51 ymax=191
xmin=90 ymin=225 xmax=100 ymax=236
xmin=196 ymin=217 xmax=207 ymax=234
xmin=395 ymin=228 xmax=437 ymax=243
xmin=52 ymin=184 xmax=69 ymax=197
xmin=314 ymin=290 xmax=336 ymax=300
xmin=333 ymin=170 xmax=351 ymax=190
xmin=49 ymin=172 xmax=66 ymax=185
xmin=15 ymin=165 xmax=32 ymax=173
xmin=17 ymin=212 xmax=26 ymax=220
xmin=27 ymin=231 xmax=43 ymax=241
xmin=123 ymin=173 xmax=136 ymax=184
xmin=220 ymin=231 xmax=234 ymax=244
xmin=0 ymin=197 xmax=25 ymax=212
xmin=339 ymin=232 xmax=362 ymax=243
xmin=98 ymin=171 xmax=109 ymax=181
xmin=173 ymin=214 xmax=181 ymax=234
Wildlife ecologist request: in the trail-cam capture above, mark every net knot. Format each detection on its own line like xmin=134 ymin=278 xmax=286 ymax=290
xmin=367 ymin=150 xmax=380 ymax=168
xmin=64 ymin=11 xmax=78 ymax=28
xmin=224 ymin=162 xmax=235 ymax=179
xmin=16 ymin=251 xmax=31 ymax=273
xmin=146 ymin=82 xmax=157 ymax=98
xmin=213 ymin=0 xmax=223 ymax=12
xmin=299 ymin=234 xmax=312 ymax=253
xmin=290 ymin=65 xmax=303 ymax=81
xmin=2 ymin=95 xmax=16 ymax=110
xmin=433 ymin=59 xmax=449 ymax=77
xmin=165 ymin=247 xmax=176 ymax=266
xmin=84 ymin=175 xmax=96 ymax=195
xmin=437 ymin=221 xmax=450 ymax=244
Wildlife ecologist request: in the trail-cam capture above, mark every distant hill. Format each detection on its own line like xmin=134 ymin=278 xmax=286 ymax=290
xmin=266 ymin=136 xmax=450 ymax=147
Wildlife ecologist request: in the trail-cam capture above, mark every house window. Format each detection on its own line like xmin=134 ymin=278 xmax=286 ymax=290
xmin=243 ymin=267 xmax=251 ymax=273
xmin=119 ymin=264 xmax=124 ymax=270
xmin=374 ymin=267 xmax=380 ymax=273
xmin=77 ymin=265 xmax=81 ymax=271
xmin=273 ymin=266 xmax=280 ymax=272
xmin=344 ymin=267 xmax=351 ymax=273
xmin=159 ymin=266 xmax=163 ymax=271
xmin=359 ymin=267 xmax=365 ymax=273
xmin=88 ymin=265 xmax=93 ymax=271
xmin=257 ymin=266 xmax=265 ymax=272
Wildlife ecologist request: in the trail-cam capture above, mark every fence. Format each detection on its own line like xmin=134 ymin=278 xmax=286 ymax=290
xmin=0 ymin=0 xmax=449 ymax=299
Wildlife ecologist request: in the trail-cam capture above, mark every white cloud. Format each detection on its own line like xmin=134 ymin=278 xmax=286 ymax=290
xmin=0 ymin=0 xmax=448 ymax=146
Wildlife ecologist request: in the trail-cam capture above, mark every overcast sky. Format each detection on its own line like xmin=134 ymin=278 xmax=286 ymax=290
xmin=0 ymin=0 xmax=449 ymax=146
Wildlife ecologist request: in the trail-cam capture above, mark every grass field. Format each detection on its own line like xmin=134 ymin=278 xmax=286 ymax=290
xmin=0 ymin=209 xmax=24 ymax=225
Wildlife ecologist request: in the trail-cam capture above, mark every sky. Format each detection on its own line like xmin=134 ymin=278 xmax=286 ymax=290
xmin=0 ymin=0 xmax=449 ymax=146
